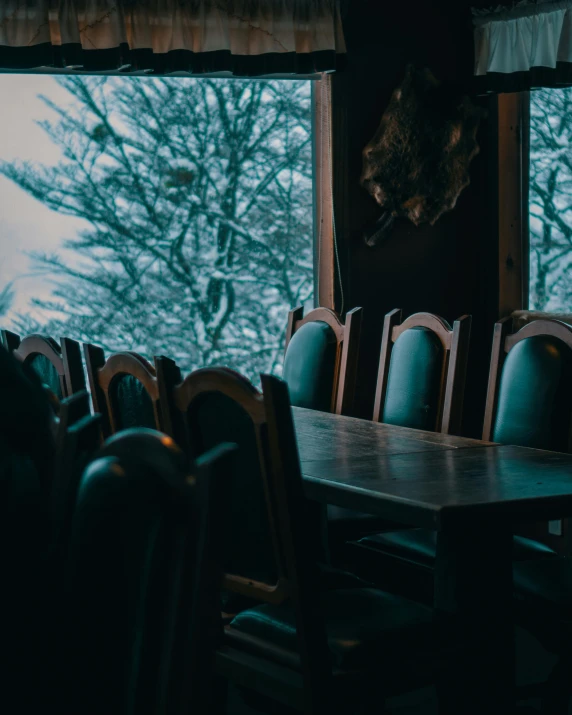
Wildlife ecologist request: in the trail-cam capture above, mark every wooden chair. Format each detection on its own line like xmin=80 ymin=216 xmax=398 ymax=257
xmin=38 ymin=400 xmax=103 ymax=681
xmin=157 ymin=364 xmax=462 ymax=714
xmin=483 ymin=317 xmax=572 ymax=447
xmin=0 ymin=449 xmax=50 ymax=712
xmin=83 ymin=343 xmax=163 ymax=437
xmin=0 ymin=340 xmax=59 ymax=493
xmin=49 ymin=428 xmax=234 ymax=715
xmin=1 ymin=330 xmax=85 ymax=400
xmin=283 ymin=306 xmax=362 ymax=415
xmin=482 ymin=317 xmax=572 ymax=556
xmin=284 ymin=307 xmax=365 ymax=549
xmin=373 ymin=309 xmax=472 ymax=434
xmin=51 ymin=389 xmax=97 ymax=518
xmin=328 ymin=309 xmax=471 ymax=547
xmin=486 ymin=318 xmax=572 ymax=713
xmin=0 ymin=346 xmax=65 ymax=709
xmin=49 ymin=392 xmax=102 ymax=581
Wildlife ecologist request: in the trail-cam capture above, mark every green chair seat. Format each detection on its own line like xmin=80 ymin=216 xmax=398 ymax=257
xmin=228 ymin=587 xmax=435 ymax=671
xmin=357 ymin=529 xmax=557 ymax=569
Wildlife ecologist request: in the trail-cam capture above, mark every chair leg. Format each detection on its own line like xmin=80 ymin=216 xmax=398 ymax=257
xmin=541 ymin=659 xmax=571 ymax=715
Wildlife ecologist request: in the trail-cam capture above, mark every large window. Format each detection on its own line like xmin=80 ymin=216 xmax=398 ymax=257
xmin=529 ymin=87 xmax=572 ymax=312
xmin=0 ymin=74 xmax=314 ymax=381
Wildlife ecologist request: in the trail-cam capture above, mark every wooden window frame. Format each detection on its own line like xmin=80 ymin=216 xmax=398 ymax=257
xmin=2 ymin=67 xmax=330 ymax=322
xmin=312 ymin=75 xmax=337 ymax=311
xmin=499 ymin=90 xmax=572 ymax=328
xmin=497 ymin=91 xmax=530 ymax=319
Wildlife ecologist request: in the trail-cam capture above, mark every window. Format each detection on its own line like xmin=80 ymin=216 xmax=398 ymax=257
xmin=529 ymin=87 xmax=572 ymax=312
xmin=0 ymin=74 xmax=314 ymax=381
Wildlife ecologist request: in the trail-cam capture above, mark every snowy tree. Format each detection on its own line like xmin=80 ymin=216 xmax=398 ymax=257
xmin=530 ymin=88 xmax=572 ymax=311
xmin=0 ymin=76 xmax=313 ymax=381
xmin=0 ymin=284 xmax=13 ymax=318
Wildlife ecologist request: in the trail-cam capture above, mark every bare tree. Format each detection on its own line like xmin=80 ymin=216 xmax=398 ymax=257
xmin=0 ymin=284 xmax=13 ymax=318
xmin=0 ymin=76 xmax=313 ymax=380
xmin=530 ymin=88 xmax=572 ymax=311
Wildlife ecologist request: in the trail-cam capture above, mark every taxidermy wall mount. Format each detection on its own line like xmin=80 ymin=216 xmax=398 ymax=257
xmin=360 ymin=64 xmax=486 ymax=247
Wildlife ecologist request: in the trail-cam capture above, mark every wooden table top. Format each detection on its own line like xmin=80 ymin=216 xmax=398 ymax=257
xmin=293 ymin=406 xmax=493 ymax=462
xmin=292 ymin=408 xmax=572 ymax=530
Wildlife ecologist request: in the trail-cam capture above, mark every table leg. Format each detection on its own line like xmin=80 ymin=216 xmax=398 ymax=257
xmin=434 ymin=524 xmax=515 ymax=715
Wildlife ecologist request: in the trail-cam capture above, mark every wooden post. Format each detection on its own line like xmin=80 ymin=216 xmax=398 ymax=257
xmin=313 ymin=76 xmax=335 ymax=310
xmin=498 ymin=92 xmax=529 ymax=318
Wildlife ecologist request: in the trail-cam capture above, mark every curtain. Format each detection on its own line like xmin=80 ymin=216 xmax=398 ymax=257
xmin=0 ymin=1 xmax=346 ymax=75
xmin=473 ymin=1 xmax=572 ymax=91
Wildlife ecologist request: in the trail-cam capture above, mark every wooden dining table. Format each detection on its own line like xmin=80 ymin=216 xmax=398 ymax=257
xmin=292 ymin=406 xmax=572 ymax=715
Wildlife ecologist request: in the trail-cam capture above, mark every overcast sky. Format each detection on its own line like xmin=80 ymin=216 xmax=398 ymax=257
xmin=0 ymin=74 xmax=85 ymax=327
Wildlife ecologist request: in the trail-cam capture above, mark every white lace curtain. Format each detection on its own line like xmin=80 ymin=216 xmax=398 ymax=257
xmin=473 ymin=1 xmax=572 ymax=90
xmin=0 ymin=1 xmax=346 ymax=74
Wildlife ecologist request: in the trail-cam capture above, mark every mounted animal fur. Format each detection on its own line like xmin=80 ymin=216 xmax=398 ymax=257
xmin=361 ymin=65 xmax=485 ymax=247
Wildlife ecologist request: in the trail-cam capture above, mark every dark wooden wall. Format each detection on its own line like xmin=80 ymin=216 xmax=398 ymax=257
xmin=334 ymin=0 xmax=505 ymax=437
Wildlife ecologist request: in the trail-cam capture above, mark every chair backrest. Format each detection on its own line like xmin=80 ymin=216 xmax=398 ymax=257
xmin=483 ymin=318 xmax=572 ymax=450
xmin=0 ymin=347 xmax=59 ymax=708
xmin=157 ymin=364 xmax=329 ymax=690
xmin=84 ymin=343 xmax=162 ymax=437
xmin=158 ymin=364 xmax=283 ymax=602
xmin=39 ymin=400 xmax=103 ymax=707
xmin=50 ymin=393 xmax=102 ymax=572
xmin=53 ymin=390 xmax=92 ymax=452
xmin=1 ymin=330 xmax=85 ymax=400
xmin=0 ymin=343 xmax=57 ymax=491
xmin=0 ymin=440 xmax=50 ymax=710
xmin=283 ymin=306 xmax=362 ymax=415
xmin=59 ymin=428 xmax=233 ymax=715
xmin=373 ymin=309 xmax=472 ymax=434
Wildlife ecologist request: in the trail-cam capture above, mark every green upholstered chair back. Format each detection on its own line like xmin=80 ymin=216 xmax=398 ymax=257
xmin=108 ymin=374 xmax=157 ymax=431
xmin=65 ymin=461 xmax=171 ymax=715
xmin=0 ymin=346 xmax=56 ymax=490
xmin=84 ymin=345 xmax=161 ymax=437
xmin=28 ymin=353 xmax=63 ymax=400
xmin=382 ymin=327 xmax=444 ymax=431
xmin=186 ymin=388 xmax=276 ymax=590
xmin=283 ymin=321 xmax=338 ymax=412
xmin=487 ymin=324 xmax=572 ymax=451
xmin=0 ymin=350 xmax=55 ymax=708
xmin=0 ymin=447 xmax=48 ymax=711
xmin=283 ymin=306 xmax=362 ymax=415
xmin=156 ymin=365 xmax=333 ymax=679
xmin=156 ymin=366 xmax=319 ymax=614
xmin=374 ymin=310 xmax=471 ymax=435
xmin=5 ymin=333 xmax=85 ymax=400
xmin=61 ymin=429 xmax=204 ymax=715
